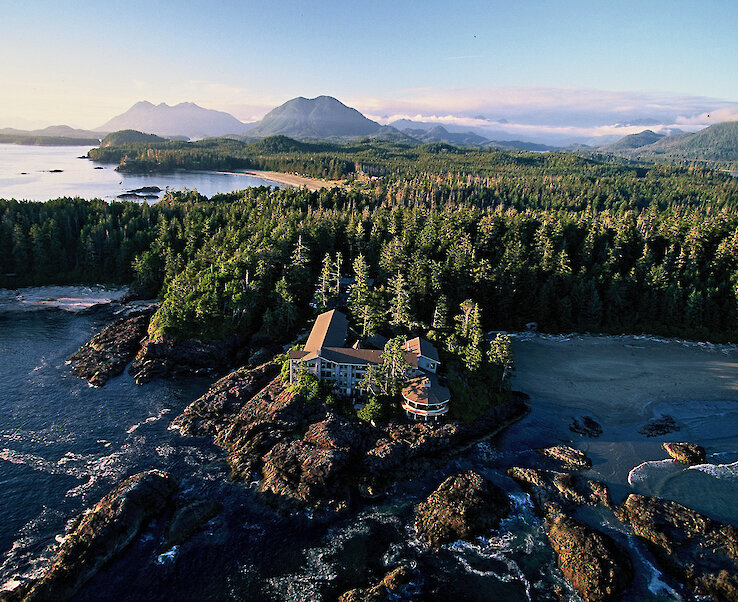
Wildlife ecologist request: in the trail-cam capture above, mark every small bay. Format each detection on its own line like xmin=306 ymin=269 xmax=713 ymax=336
xmin=0 ymin=144 xmax=285 ymax=202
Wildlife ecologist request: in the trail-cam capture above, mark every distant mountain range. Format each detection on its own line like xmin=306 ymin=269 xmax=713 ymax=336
xmin=600 ymin=129 xmax=665 ymax=151
xmin=0 ymin=125 xmax=102 ymax=146
xmin=83 ymin=97 xmax=566 ymax=149
xmin=402 ymin=125 xmax=489 ymax=146
xmin=97 ymin=101 xmax=253 ymax=139
xmin=4 ymin=96 xmax=737 ymax=163
xmin=600 ymin=122 xmax=738 ymax=165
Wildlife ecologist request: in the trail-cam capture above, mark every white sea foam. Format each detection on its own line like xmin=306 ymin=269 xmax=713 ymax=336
xmin=626 ymin=533 xmax=682 ymax=599
xmin=0 ymin=286 xmax=126 ymax=313
xmin=1 ymin=448 xmax=69 ymax=475
xmin=627 ymin=459 xmax=677 ymax=487
xmin=688 ymin=460 xmax=738 ymax=479
xmin=155 ymin=545 xmax=179 ymax=564
xmin=65 ymin=475 xmax=97 ymax=498
xmin=126 ymin=408 xmax=171 ymax=434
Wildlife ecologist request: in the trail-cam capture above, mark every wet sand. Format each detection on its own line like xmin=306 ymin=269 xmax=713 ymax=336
xmin=511 ymin=333 xmax=738 ymax=421
xmin=224 ymin=169 xmax=345 ymax=191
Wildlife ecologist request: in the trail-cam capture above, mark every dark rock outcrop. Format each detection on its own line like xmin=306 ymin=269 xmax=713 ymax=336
xmin=260 ymin=438 xmax=353 ymax=512
xmin=617 ymin=493 xmax=738 ymax=600
xmin=119 ymin=286 xmax=155 ymax=304
xmin=570 ymin=416 xmax=603 ymax=438
xmin=338 ymin=565 xmax=415 ymax=602
xmin=638 ymin=415 xmax=679 ymax=437
xmin=171 ymin=362 xmax=280 ymax=436
xmin=213 ymin=378 xmax=328 ymax=482
xmin=69 ymin=309 xmax=154 ymax=386
xmin=360 ymin=393 xmax=528 ymax=493
xmin=545 ymin=507 xmax=633 ymax=601
xmin=415 ymin=471 xmax=511 ymax=548
xmin=19 ymin=470 xmax=176 ymax=602
xmin=173 ymin=371 xmax=527 ymax=512
xmin=537 ymin=445 xmax=592 ymax=470
xmin=129 ymin=336 xmax=246 ymax=384
xmin=662 ymin=442 xmax=706 ymax=465
xmin=507 ymin=467 xmax=611 ymax=511
xmin=162 ymin=498 xmax=220 ymax=550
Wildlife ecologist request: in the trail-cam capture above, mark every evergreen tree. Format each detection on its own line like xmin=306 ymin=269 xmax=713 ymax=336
xmin=388 ymin=271 xmax=413 ymax=329
xmin=359 ymin=335 xmax=411 ymax=398
xmin=316 ymin=252 xmax=333 ymax=310
xmin=489 ymin=333 xmax=514 ymax=391
xmin=463 ymin=302 xmax=484 ymax=371
xmin=333 ymin=251 xmax=343 ymax=296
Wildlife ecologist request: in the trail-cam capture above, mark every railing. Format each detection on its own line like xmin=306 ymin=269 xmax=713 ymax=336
xmin=401 ymin=401 xmax=448 ymax=416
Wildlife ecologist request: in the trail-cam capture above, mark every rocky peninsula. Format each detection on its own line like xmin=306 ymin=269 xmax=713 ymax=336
xmin=172 ymin=362 xmax=529 ymax=512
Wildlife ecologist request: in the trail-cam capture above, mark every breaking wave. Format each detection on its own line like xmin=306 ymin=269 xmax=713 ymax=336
xmin=627 ymin=459 xmax=677 ymax=487
xmin=688 ymin=460 xmax=738 ymax=479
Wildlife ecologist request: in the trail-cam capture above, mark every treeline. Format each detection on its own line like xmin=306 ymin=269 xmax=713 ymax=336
xmin=4 ymin=183 xmax=738 ymax=343
xmin=87 ymin=136 xmax=738 ymax=211
xmin=88 ymin=136 xmax=355 ymax=179
xmin=0 ymin=134 xmax=100 ymax=146
xmin=0 ymin=197 xmax=161 ymax=286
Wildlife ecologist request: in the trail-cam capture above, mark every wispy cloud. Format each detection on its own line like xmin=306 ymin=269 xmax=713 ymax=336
xmin=351 ymin=87 xmax=738 ymax=143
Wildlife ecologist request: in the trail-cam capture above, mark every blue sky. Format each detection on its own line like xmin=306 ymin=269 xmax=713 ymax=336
xmin=2 ymin=0 xmax=737 ymax=137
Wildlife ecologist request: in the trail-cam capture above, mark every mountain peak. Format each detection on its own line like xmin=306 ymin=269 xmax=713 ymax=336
xmin=249 ymin=95 xmax=381 ymax=140
xmin=97 ymin=101 xmax=250 ymax=138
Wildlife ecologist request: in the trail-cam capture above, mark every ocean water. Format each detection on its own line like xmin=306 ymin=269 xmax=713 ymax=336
xmin=0 ymin=291 xmax=736 ymax=600
xmin=0 ymin=144 xmax=285 ymax=202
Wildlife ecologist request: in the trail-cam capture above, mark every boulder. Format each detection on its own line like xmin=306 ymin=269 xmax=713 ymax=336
xmin=161 ymin=498 xmax=221 ymax=550
xmin=545 ymin=507 xmax=633 ymax=601
xmin=19 ymin=470 xmax=176 ymax=602
xmin=537 ymin=445 xmax=592 ymax=470
xmin=507 ymin=467 xmax=611 ymax=511
xmin=415 ymin=471 xmax=511 ymax=548
xmin=338 ymin=565 xmax=415 ymax=602
xmin=662 ymin=442 xmax=706 ymax=465
xmin=569 ymin=416 xmax=603 ymax=438
xmin=69 ymin=309 xmax=154 ymax=386
xmin=617 ymin=493 xmax=738 ymax=600
xmin=638 ymin=415 xmax=679 ymax=437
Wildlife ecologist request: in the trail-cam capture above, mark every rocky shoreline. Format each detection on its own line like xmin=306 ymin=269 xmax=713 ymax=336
xmin=20 ymin=306 xmax=736 ymax=600
xmin=173 ymin=362 xmax=529 ymax=512
xmin=0 ymin=470 xmax=221 ymax=602
xmin=67 ymin=296 xmax=271 ymax=386
xmin=70 ymin=308 xmax=156 ymax=386
xmin=5 ymin=348 xmax=738 ymax=601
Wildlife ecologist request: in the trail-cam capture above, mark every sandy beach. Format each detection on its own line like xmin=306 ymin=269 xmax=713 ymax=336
xmin=224 ymin=169 xmax=345 ymax=191
xmin=510 ymin=333 xmax=738 ymax=420
xmin=0 ymin=286 xmax=126 ymax=312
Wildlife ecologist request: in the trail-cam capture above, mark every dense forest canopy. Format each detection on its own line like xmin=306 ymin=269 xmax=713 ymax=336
xmin=3 ymin=141 xmax=738 ymax=346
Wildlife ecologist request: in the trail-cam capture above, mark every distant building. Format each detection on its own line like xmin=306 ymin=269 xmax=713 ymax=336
xmin=288 ymin=309 xmax=450 ymax=421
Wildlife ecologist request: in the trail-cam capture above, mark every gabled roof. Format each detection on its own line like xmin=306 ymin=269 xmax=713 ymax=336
xmin=404 ymin=337 xmax=440 ymax=362
xmin=304 ymin=309 xmax=348 ymax=352
xmin=313 ymin=347 xmax=383 ymax=365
